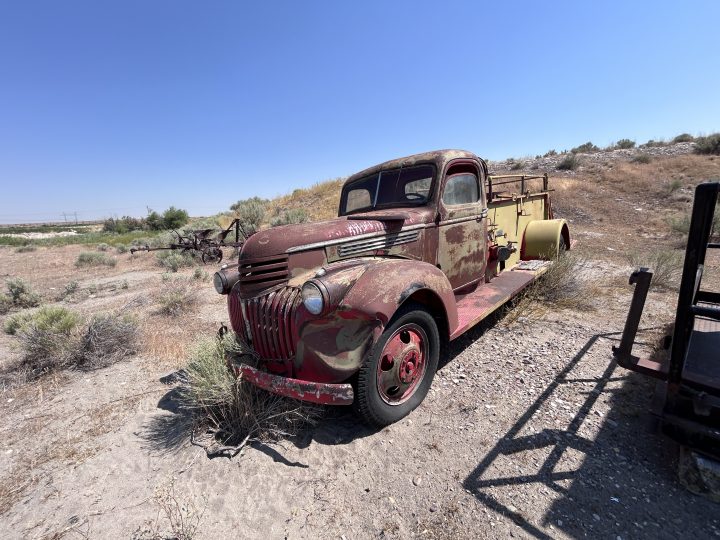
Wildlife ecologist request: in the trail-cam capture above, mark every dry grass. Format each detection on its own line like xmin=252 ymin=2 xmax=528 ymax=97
xmin=156 ymin=280 xmax=198 ymax=316
xmin=132 ymin=478 xmax=207 ymax=540
xmin=265 ymin=178 xmax=344 ymax=224
xmin=178 ymin=333 xmax=323 ymax=457
xmin=505 ymin=253 xmax=596 ymax=323
xmin=626 ymin=249 xmax=684 ymax=290
xmin=4 ymin=308 xmax=138 ymax=380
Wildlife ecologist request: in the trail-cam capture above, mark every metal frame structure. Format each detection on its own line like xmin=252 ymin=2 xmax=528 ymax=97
xmin=613 ymin=182 xmax=720 ymax=458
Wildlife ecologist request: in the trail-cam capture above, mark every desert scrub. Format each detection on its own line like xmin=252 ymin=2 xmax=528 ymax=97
xmin=627 ymin=250 xmax=684 ymax=290
xmin=506 ymin=253 xmax=595 ymax=323
xmin=156 ymin=251 xmax=196 ymax=272
xmin=76 ymin=251 xmax=117 ymax=267
xmin=192 ymin=268 xmax=209 ymax=281
xmin=74 ymin=313 xmax=138 ymax=370
xmin=14 ymin=306 xmax=82 ymax=375
xmin=9 ymin=309 xmax=138 ymax=379
xmin=632 ymin=154 xmax=652 ymax=164
xmin=0 ymin=278 xmax=41 ymax=313
xmin=14 ymin=244 xmax=36 ymax=253
xmin=571 ymin=141 xmax=599 ymax=154
xmin=613 ymin=139 xmax=636 ymax=150
xmin=96 ymin=243 xmax=111 ymax=252
xmin=694 ymin=133 xmax=720 ymax=155
xmin=270 ymin=208 xmax=309 ymax=227
xmin=673 ymin=133 xmax=695 ymax=143
xmin=178 ymin=333 xmax=322 ymax=456
xmin=556 ymin=154 xmax=580 ymax=171
xmin=156 ymin=281 xmax=197 ymax=315
xmin=115 ymin=243 xmax=128 ymax=254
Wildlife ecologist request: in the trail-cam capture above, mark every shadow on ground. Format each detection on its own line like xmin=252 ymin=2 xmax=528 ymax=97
xmin=462 ymin=329 xmax=719 ymax=539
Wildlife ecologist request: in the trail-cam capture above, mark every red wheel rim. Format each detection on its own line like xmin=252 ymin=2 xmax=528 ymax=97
xmin=376 ymin=323 xmax=428 ymax=405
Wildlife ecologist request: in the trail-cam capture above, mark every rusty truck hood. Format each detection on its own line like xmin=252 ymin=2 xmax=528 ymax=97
xmin=240 ymin=208 xmax=434 ymax=260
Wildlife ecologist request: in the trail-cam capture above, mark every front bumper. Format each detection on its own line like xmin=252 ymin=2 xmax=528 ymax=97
xmin=230 ymin=362 xmax=355 ymax=406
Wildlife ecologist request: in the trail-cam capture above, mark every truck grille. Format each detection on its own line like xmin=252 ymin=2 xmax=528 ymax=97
xmin=338 ymin=230 xmax=420 ymax=257
xmin=238 ymin=255 xmax=290 ymax=294
xmin=244 ymin=286 xmax=301 ymax=360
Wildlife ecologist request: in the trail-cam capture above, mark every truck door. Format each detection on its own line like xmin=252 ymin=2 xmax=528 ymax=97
xmin=436 ymin=164 xmax=487 ymax=290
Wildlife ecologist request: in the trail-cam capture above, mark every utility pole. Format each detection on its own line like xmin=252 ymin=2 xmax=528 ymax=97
xmin=74 ymin=212 xmax=78 ymax=225
xmin=62 ymin=212 xmax=67 ymax=223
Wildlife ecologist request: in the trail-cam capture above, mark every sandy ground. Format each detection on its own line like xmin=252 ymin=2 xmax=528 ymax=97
xmin=0 ymin=243 xmax=717 ymax=540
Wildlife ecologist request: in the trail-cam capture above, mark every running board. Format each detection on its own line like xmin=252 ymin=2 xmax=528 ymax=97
xmin=450 ymin=262 xmax=549 ymax=340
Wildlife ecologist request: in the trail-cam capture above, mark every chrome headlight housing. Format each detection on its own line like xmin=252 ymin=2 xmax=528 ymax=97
xmin=301 ymin=281 xmax=325 ymax=315
xmin=213 ymin=268 xmax=240 ymax=295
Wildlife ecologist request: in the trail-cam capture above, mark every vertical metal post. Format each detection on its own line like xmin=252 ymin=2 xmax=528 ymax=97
xmin=615 ymin=268 xmax=653 ymax=360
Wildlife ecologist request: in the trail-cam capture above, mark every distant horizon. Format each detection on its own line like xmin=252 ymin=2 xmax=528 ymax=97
xmin=2 ymin=1 xmax=718 ymax=224
xmin=0 ymin=133 xmax=709 ymax=226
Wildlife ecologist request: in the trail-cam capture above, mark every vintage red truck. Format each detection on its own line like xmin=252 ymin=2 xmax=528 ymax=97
xmin=213 ymin=149 xmax=570 ymax=426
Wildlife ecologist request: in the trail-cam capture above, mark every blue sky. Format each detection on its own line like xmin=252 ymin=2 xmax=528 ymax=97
xmin=1 ymin=1 xmax=718 ymax=223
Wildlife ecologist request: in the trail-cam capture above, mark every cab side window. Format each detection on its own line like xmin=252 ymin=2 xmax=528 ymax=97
xmin=442 ymin=173 xmax=479 ymax=206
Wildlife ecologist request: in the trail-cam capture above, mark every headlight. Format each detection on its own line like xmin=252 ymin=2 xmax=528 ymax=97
xmin=213 ymin=272 xmax=226 ymax=294
xmin=301 ymin=281 xmax=325 ymax=315
xmin=213 ymin=268 xmax=240 ymax=295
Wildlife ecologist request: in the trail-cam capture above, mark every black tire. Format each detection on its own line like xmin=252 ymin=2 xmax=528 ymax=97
xmin=354 ymin=302 xmax=440 ymax=427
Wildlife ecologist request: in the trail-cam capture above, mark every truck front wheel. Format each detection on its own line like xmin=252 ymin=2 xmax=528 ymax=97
xmin=354 ymin=303 xmax=440 ymax=426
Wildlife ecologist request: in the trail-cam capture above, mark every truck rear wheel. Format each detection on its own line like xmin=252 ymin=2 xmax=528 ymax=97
xmin=354 ymin=303 xmax=440 ymax=427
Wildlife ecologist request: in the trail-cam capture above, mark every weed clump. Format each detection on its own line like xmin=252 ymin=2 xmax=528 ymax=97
xmin=156 ymin=281 xmax=197 ymax=316
xmin=613 ymin=139 xmax=636 ymax=149
xmin=571 ymin=142 xmax=599 ymax=154
xmin=15 ymin=244 xmax=36 ymax=253
xmin=270 ymin=208 xmax=309 ymax=227
xmin=0 ymin=278 xmax=41 ymax=313
xmin=156 ymin=251 xmax=195 ymax=272
xmin=632 ymin=154 xmax=652 ymax=164
xmin=556 ymin=154 xmax=580 ymax=171
xmin=74 ymin=313 xmax=139 ymax=370
xmin=694 ymin=133 xmax=720 ymax=155
xmin=627 ymin=250 xmax=684 ymax=290
xmin=97 ymin=243 xmax=111 ymax=252
xmin=673 ymin=133 xmax=695 ymax=143
xmin=6 ymin=308 xmax=138 ymax=379
xmin=178 ymin=334 xmax=322 ymax=456
xmin=76 ymin=252 xmax=117 ymax=267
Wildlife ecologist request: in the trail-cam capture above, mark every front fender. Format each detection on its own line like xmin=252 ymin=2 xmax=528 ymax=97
xmin=295 ymin=258 xmax=456 ymax=383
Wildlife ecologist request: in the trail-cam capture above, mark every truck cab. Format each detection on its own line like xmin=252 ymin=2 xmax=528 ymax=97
xmin=215 ymin=149 xmax=569 ymax=425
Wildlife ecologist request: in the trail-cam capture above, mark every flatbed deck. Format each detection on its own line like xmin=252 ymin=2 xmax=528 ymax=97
xmin=451 ymin=261 xmax=549 ymax=339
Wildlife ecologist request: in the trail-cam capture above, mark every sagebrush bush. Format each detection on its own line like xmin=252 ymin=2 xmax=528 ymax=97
xmin=15 ymin=244 xmax=36 ymax=253
xmin=230 ymin=197 xmax=268 ymax=234
xmin=156 ymin=251 xmax=196 ymax=272
xmin=614 ymin=139 xmax=636 ymax=149
xmin=9 ymin=309 xmax=137 ymax=378
xmin=157 ymin=281 xmax=197 ymax=315
xmin=14 ymin=306 xmax=81 ymax=375
xmin=556 ymin=154 xmax=580 ymax=171
xmin=543 ymin=149 xmax=557 ymax=157
xmin=694 ymin=133 xmax=720 ymax=155
xmin=178 ymin=334 xmax=322 ymax=454
xmin=76 ymin=252 xmax=117 ymax=267
xmin=571 ymin=142 xmax=599 ymax=154
xmin=115 ymin=243 xmax=128 ymax=254
xmin=97 ymin=243 xmax=111 ymax=252
xmin=627 ymin=250 xmax=684 ymax=290
xmin=673 ymin=133 xmax=695 ymax=143
xmin=632 ymin=154 xmax=652 ymax=164
xmin=74 ymin=313 xmax=138 ymax=370
xmin=1 ymin=278 xmax=41 ymax=312
xmin=270 ymin=208 xmax=309 ymax=227
xmin=192 ymin=268 xmax=209 ymax=281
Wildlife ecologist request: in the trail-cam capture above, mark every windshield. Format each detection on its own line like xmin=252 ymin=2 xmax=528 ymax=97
xmin=340 ymin=164 xmax=435 ymax=215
